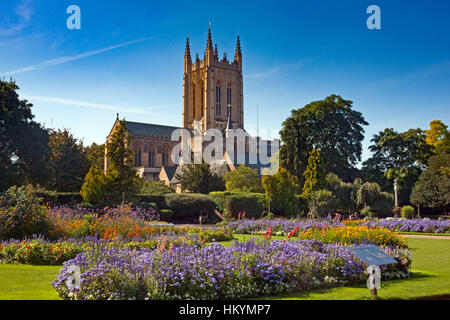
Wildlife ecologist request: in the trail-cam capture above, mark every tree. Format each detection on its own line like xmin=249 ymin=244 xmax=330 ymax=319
xmin=425 ymin=120 xmax=450 ymax=156
xmin=80 ymin=165 xmax=107 ymax=204
xmin=174 ymin=161 xmax=225 ymax=194
xmin=223 ymin=165 xmax=263 ymax=193
xmin=301 ymin=149 xmax=325 ymax=198
xmin=410 ymin=154 xmax=450 ymax=211
xmin=364 ymin=128 xmax=432 ymax=206
xmin=48 ymin=129 xmax=90 ymax=192
xmin=84 ymin=142 xmax=105 ymax=171
xmin=308 ymin=189 xmax=336 ymax=217
xmin=0 ymin=80 xmax=50 ymax=189
xmin=262 ymin=167 xmax=299 ymax=216
xmin=356 ymin=182 xmax=381 ymax=208
xmin=279 ymin=94 xmax=368 ymax=187
xmin=103 ymin=120 xmax=143 ymax=203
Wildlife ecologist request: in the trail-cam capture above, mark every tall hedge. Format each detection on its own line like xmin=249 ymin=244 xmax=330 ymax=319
xmin=210 ymin=191 xmax=266 ymax=218
xmin=164 ymin=194 xmax=216 ymax=218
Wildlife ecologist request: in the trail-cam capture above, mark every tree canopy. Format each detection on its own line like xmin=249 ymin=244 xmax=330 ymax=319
xmin=174 ymin=161 xmax=225 ymax=194
xmin=0 ymin=80 xmax=50 ymax=190
xmin=223 ymin=165 xmax=263 ymax=193
xmin=279 ymin=94 xmax=368 ymax=187
xmin=48 ymin=128 xmax=90 ymax=192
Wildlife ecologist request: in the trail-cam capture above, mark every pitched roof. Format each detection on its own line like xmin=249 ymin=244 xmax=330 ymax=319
xmin=161 ymin=166 xmax=177 ymax=181
xmin=125 ymin=121 xmax=183 ymax=138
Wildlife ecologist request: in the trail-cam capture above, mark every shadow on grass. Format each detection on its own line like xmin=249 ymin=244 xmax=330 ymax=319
xmin=263 ymin=272 xmax=436 ymax=300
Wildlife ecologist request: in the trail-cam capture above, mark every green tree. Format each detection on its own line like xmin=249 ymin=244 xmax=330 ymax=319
xmin=356 ymin=182 xmax=381 ymax=208
xmin=279 ymin=94 xmax=368 ymax=187
xmin=80 ymin=165 xmax=107 ymax=204
xmin=262 ymin=167 xmax=299 ymax=216
xmin=104 ymin=120 xmax=143 ymax=203
xmin=364 ymin=128 xmax=432 ymax=206
xmin=308 ymin=189 xmax=336 ymax=217
xmin=425 ymin=120 xmax=450 ymax=156
xmin=174 ymin=161 xmax=225 ymax=194
xmin=301 ymin=149 xmax=325 ymax=198
xmin=410 ymin=154 xmax=450 ymax=211
xmin=48 ymin=129 xmax=90 ymax=192
xmin=223 ymin=165 xmax=263 ymax=193
xmin=84 ymin=142 xmax=105 ymax=171
xmin=0 ymin=80 xmax=50 ymax=189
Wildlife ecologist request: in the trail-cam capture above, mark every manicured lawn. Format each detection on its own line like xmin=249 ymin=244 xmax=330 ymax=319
xmin=0 ymin=237 xmax=448 ymax=300
xmin=0 ymin=264 xmax=61 ymax=300
xmin=264 ymin=237 xmax=450 ymax=300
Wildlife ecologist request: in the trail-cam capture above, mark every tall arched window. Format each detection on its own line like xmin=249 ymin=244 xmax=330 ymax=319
xmin=227 ymin=82 xmax=232 ymax=118
xmin=161 ymin=145 xmax=170 ymax=167
xmin=201 ymin=81 xmax=204 ymax=118
xmin=148 ymin=144 xmax=155 ymax=167
xmin=134 ymin=144 xmax=142 ymax=167
xmin=192 ymin=83 xmax=196 ymax=120
xmin=215 ymin=83 xmax=221 ymax=117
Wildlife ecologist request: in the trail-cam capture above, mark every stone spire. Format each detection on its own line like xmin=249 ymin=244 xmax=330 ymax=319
xmin=214 ymin=43 xmax=219 ymax=60
xmin=234 ymin=35 xmax=242 ymax=61
xmin=184 ymin=36 xmax=191 ymax=63
xmin=206 ymin=27 xmax=213 ymax=52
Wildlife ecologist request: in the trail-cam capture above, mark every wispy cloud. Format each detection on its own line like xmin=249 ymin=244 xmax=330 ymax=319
xmin=246 ymin=60 xmax=307 ymax=79
xmin=0 ymin=0 xmax=33 ymax=36
xmin=379 ymin=60 xmax=450 ymax=88
xmin=1 ymin=37 xmax=155 ymax=76
xmin=23 ymin=95 xmax=162 ymax=115
xmin=247 ymin=67 xmax=280 ymax=79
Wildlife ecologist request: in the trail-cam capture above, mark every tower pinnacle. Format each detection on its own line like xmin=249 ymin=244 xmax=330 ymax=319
xmin=185 ymin=36 xmax=192 ymax=62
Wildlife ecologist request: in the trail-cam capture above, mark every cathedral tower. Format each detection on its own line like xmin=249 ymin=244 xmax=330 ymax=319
xmin=182 ymin=28 xmax=244 ymax=133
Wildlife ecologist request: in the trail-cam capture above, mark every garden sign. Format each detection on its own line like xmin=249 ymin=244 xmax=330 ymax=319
xmin=346 ymin=245 xmax=397 ymax=298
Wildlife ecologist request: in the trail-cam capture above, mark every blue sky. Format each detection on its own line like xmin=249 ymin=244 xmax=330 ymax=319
xmin=1 ymin=0 xmax=449 ymax=163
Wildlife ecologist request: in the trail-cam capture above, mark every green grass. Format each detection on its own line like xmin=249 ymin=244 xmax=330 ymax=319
xmin=0 ymin=237 xmax=448 ymax=300
xmin=399 ymin=231 xmax=450 ymax=237
xmin=265 ymin=238 xmax=450 ymax=300
xmin=0 ymin=264 xmax=61 ymax=300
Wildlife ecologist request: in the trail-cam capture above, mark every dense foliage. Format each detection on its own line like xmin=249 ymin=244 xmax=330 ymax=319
xmin=279 ymin=95 xmax=368 ymax=187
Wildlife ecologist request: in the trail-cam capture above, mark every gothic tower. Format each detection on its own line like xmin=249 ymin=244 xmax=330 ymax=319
xmin=182 ymin=28 xmax=244 ymax=133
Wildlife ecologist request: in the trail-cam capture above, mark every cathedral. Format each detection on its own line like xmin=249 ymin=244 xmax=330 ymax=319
xmin=105 ymin=28 xmax=279 ymax=188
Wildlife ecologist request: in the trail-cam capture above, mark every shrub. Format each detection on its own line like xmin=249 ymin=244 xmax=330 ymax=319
xmin=360 ymin=205 xmax=374 ymax=218
xmin=141 ymin=181 xmax=174 ymax=195
xmin=401 ymin=205 xmax=415 ymax=219
xmin=164 ymin=194 xmax=216 ymax=218
xmin=135 ymin=195 xmax=167 ymax=209
xmin=80 ymin=165 xmax=108 ymax=204
xmin=0 ymin=186 xmax=52 ymax=240
xmin=370 ymin=200 xmax=393 ymax=218
xmin=159 ymin=209 xmax=174 ymax=219
xmin=210 ymin=191 xmax=266 ymax=218
xmin=308 ymin=189 xmax=336 ymax=217
xmin=262 ymin=167 xmax=299 ymax=216
xmin=33 ymin=190 xmax=83 ymax=205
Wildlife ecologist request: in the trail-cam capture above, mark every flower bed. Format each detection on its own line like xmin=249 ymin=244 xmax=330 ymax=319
xmin=343 ymin=219 xmax=450 ymax=234
xmin=52 ymin=239 xmax=411 ymax=300
xmin=0 ymin=227 xmax=233 ymax=265
xmin=297 ymin=225 xmax=408 ymax=248
xmin=223 ymin=219 xmax=343 ymax=236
